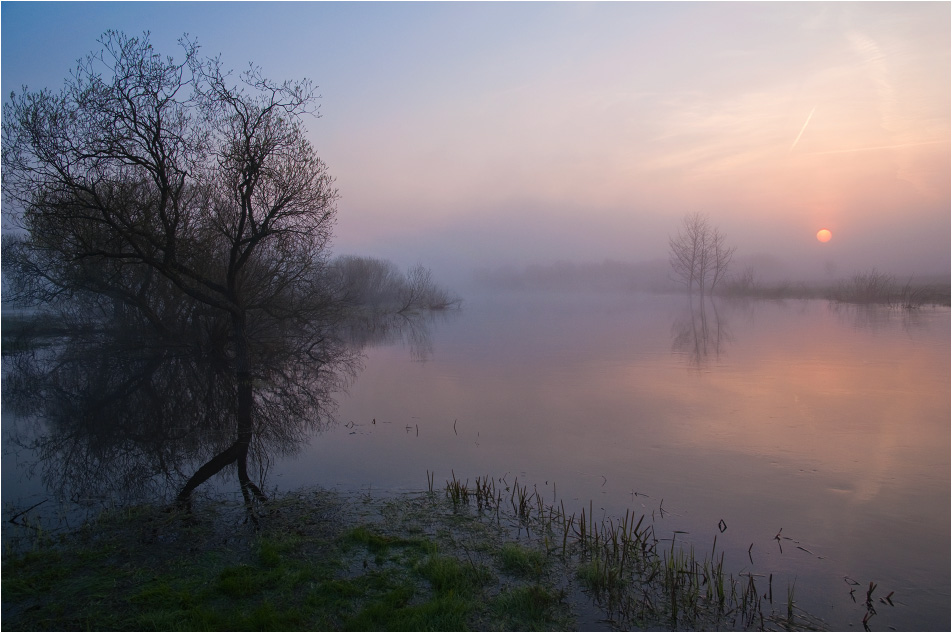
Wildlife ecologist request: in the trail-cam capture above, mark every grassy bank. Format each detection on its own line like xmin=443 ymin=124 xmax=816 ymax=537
xmin=719 ymin=269 xmax=951 ymax=307
xmin=3 ymin=482 xmax=823 ymax=631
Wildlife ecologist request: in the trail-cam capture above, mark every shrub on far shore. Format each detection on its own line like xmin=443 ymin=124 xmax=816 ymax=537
xmin=331 ymin=256 xmax=461 ymax=314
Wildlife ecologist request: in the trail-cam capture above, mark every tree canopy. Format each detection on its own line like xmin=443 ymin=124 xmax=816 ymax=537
xmin=3 ymin=30 xmax=336 ymax=318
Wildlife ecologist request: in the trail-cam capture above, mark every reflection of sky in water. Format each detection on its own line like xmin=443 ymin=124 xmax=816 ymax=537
xmin=277 ymin=293 xmax=950 ymax=630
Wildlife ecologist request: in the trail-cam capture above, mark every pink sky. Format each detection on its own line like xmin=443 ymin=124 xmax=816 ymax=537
xmin=3 ymin=2 xmax=949 ymax=282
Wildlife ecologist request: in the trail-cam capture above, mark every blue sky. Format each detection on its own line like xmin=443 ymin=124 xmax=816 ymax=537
xmin=3 ymin=2 xmax=949 ymax=282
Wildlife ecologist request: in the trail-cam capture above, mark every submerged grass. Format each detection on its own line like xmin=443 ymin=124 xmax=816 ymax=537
xmin=3 ymin=479 xmax=835 ymax=631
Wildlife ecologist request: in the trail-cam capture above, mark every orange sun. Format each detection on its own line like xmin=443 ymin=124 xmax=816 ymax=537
xmin=816 ymin=228 xmax=832 ymax=243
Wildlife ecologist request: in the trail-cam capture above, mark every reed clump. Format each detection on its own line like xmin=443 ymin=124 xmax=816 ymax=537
xmin=444 ymin=471 xmax=502 ymax=513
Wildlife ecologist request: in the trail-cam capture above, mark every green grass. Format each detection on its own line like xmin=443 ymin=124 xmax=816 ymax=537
xmin=2 ymin=491 xmax=572 ymax=631
xmin=4 ymin=483 xmax=833 ymax=631
xmin=499 ymin=542 xmax=547 ymax=577
xmin=491 ymin=584 xmax=568 ymax=631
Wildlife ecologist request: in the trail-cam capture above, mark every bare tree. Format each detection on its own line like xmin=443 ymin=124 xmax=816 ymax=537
xmin=2 ymin=31 xmax=339 ymax=509
xmin=708 ymin=225 xmax=736 ymax=294
xmin=668 ymin=212 xmax=736 ymax=297
xmin=669 ymin=212 xmax=706 ymax=295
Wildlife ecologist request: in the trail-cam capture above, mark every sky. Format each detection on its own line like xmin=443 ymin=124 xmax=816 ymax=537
xmin=2 ymin=1 xmax=949 ymax=283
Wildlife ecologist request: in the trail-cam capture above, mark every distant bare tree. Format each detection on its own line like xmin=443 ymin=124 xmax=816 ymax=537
xmin=669 ymin=212 xmax=736 ymax=297
xmin=669 ymin=212 xmax=706 ymax=294
xmin=708 ymin=224 xmax=736 ymax=294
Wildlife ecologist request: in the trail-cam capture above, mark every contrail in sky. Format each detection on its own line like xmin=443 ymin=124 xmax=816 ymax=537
xmin=789 ymin=106 xmax=816 ymax=152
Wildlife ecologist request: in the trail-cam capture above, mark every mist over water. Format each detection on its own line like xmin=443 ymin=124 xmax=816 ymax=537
xmin=270 ymin=290 xmax=949 ymax=631
xmin=2 ymin=3 xmax=948 ymax=629
xmin=4 ymin=285 xmax=949 ymax=629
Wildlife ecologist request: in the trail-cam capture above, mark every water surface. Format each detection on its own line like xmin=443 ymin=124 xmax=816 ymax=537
xmin=3 ymin=291 xmax=948 ymax=630
xmin=276 ymin=291 xmax=950 ymax=631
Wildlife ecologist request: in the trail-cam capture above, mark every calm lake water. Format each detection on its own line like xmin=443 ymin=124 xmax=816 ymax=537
xmin=3 ymin=291 xmax=949 ymax=630
xmin=275 ymin=291 xmax=950 ymax=631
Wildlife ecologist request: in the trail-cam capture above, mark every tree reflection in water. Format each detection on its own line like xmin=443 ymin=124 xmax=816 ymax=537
xmin=670 ymin=296 xmax=732 ymax=368
xmin=3 ymin=306 xmax=444 ymax=520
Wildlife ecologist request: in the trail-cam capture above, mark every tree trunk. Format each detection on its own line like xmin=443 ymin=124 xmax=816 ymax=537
xmin=176 ymin=310 xmax=267 ymax=511
xmin=232 ymin=313 xmax=267 ymax=508
xmin=176 ymin=441 xmax=240 ymax=509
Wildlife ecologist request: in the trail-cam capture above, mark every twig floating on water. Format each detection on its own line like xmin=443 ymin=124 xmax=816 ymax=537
xmin=10 ymin=499 xmax=48 ymax=524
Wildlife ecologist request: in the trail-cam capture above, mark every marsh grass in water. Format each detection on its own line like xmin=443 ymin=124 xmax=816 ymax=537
xmin=440 ymin=474 xmax=831 ymax=631
xmin=4 ymin=479 xmax=837 ymax=631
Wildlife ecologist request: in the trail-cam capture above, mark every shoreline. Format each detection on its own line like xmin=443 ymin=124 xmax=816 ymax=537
xmin=3 ymin=485 xmax=827 ymax=631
